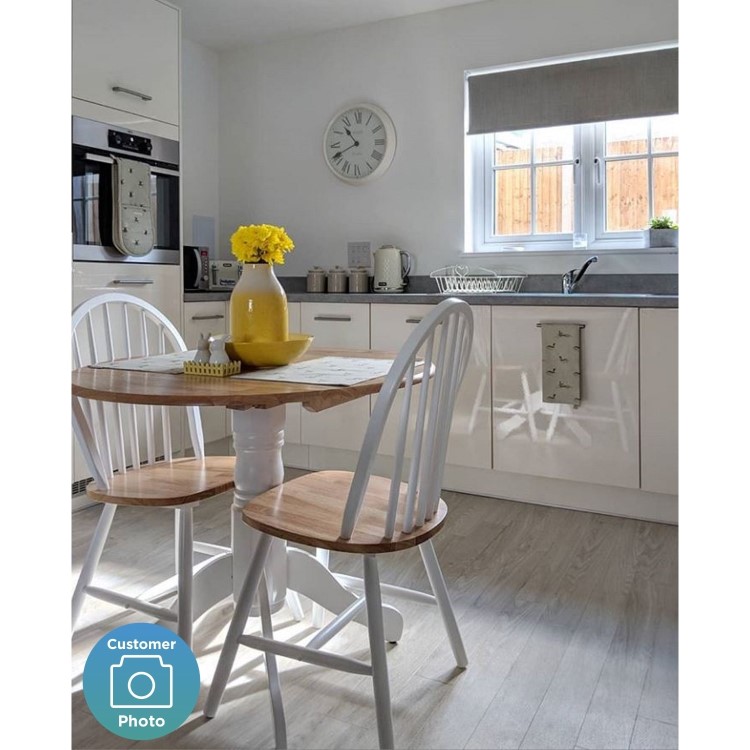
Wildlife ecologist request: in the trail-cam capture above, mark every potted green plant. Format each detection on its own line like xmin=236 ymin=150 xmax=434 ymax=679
xmin=645 ymin=216 xmax=679 ymax=248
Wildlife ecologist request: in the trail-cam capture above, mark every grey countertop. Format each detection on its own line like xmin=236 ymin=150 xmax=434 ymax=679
xmin=184 ymin=290 xmax=677 ymax=308
xmin=184 ymin=273 xmax=678 ymax=308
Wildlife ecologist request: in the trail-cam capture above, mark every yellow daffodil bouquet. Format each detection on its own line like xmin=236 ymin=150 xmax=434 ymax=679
xmin=230 ymin=224 xmax=295 ymax=265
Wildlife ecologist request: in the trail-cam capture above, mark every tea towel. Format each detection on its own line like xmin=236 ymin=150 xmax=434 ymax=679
xmin=112 ymin=157 xmax=154 ymax=256
xmin=540 ymin=322 xmax=584 ymax=407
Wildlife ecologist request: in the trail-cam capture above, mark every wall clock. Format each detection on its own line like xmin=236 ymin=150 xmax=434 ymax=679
xmin=323 ymin=103 xmax=396 ymax=184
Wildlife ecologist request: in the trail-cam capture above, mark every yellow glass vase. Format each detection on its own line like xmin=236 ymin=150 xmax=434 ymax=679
xmin=229 ymin=262 xmax=289 ymax=343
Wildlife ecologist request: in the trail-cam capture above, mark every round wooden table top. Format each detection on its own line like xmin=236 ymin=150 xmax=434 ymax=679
xmin=71 ymin=348 xmax=418 ymax=412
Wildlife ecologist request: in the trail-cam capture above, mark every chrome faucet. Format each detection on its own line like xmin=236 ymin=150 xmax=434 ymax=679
xmin=562 ymin=255 xmax=598 ymax=294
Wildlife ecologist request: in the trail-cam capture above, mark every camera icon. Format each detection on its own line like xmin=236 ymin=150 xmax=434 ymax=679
xmin=110 ymin=655 xmax=173 ymax=709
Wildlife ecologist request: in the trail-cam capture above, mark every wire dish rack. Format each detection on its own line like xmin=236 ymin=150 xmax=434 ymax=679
xmin=430 ymin=265 xmax=526 ymax=294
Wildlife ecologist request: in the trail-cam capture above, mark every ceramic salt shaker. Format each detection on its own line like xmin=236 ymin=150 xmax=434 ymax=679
xmin=209 ymin=334 xmax=230 ymax=364
xmin=194 ymin=333 xmax=210 ymax=362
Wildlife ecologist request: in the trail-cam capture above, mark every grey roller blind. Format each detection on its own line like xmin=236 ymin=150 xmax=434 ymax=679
xmin=467 ymin=47 xmax=678 ymax=135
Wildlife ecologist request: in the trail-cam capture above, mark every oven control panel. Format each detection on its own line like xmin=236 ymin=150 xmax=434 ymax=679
xmin=108 ymin=129 xmax=153 ymax=156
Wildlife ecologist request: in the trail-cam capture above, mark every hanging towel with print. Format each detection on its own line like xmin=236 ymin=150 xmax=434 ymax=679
xmin=540 ymin=322 xmax=584 ymax=407
xmin=111 ymin=157 xmax=154 ymax=256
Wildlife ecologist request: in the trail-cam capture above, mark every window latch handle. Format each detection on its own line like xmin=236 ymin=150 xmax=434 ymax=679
xmin=593 ymin=157 xmax=603 ymax=186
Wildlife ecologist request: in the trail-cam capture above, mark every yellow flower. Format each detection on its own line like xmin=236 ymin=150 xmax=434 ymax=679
xmin=230 ymin=224 xmax=295 ymax=265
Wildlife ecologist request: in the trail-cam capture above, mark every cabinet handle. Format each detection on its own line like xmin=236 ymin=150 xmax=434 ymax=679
xmin=313 ymin=315 xmax=352 ymax=322
xmin=191 ymin=314 xmax=225 ymax=321
xmin=112 ymin=85 xmax=153 ymax=102
xmin=112 ymin=279 xmax=154 ymax=286
xmin=405 ymin=317 xmax=423 ymax=324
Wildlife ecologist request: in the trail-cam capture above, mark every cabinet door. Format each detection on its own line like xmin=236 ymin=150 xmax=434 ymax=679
xmin=72 ymin=0 xmax=180 ymax=126
xmin=72 ymin=263 xmax=182 ymax=484
xmin=492 ymin=306 xmax=640 ymax=489
xmin=183 ymin=301 xmax=229 ymax=445
xmin=72 ymin=262 xmax=181 ymax=327
xmin=300 ymin=303 xmax=370 ymax=450
xmin=371 ymin=304 xmax=492 ymax=469
xmin=285 ymin=303 xmax=302 ymax=444
xmin=640 ymin=309 xmax=678 ymax=494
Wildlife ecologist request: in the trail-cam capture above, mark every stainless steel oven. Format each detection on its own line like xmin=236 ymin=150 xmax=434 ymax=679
xmin=72 ymin=116 xmax=180 ymax=264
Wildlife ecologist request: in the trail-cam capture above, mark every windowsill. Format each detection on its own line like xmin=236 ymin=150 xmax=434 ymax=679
xmin=461 ymin=245 xmax=678 ymax=258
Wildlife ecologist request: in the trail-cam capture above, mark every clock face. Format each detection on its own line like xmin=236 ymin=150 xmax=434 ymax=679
xmin=323 ymin=104 xmax=396 ymax=184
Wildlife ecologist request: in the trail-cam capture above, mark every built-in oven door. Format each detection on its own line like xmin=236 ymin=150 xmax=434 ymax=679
xmin=72 ymin=147 xmax=180 ymax=264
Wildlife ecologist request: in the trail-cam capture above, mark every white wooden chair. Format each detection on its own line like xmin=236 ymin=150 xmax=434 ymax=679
xmin=204 ymin=298 xmax=473 ymax=749
xmin=72 ymin=292 xmax=235 ymax=647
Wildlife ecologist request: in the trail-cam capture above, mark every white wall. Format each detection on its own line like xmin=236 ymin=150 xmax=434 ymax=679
xmin=217 ymin=0 xmax=679 ymax=275
xmin=181 ymin=38 xmax=220 ymax=254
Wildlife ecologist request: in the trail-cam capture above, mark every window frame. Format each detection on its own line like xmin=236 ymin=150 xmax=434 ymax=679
xmin=466 ymin=118 xmax=678 ymax=255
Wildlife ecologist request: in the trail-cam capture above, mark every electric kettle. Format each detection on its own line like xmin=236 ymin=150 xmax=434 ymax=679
xmin=373 ymin=245 xmax=412 ymax=293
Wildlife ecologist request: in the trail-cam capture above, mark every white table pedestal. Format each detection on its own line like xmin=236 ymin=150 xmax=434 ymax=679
xmin=231 ymin=406 xmax=288 ymax=613
xmin=228 ymin=404 xmax=404 ymax=641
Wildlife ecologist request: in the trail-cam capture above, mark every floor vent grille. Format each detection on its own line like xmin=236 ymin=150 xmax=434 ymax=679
xmin=72 ymin=477 xmax=94 ymax=496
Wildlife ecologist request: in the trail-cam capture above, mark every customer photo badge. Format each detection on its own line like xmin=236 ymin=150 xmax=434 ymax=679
xmin=82 ymin=622 xmax=200 ymax=740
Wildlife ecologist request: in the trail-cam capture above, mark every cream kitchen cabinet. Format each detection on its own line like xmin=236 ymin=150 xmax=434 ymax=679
xmin=72 ymin=262 xmax=182 ymax=485
xmin=183 ymin=300 xmax=230 ymax=444
xmin=72 ymin=0 xmax=180 ymax=127
xmin=491 ymin=306 xmax=640 ymax=489
xmin=299 ymin=302 xmax=370 ymax=451
xmin=284 ymin=303 xmax=303 ymax=445
xmin=370 ymin=304 xmax=492 ymax=469
xmin=639 ymin=308 xmax=678 ymax=495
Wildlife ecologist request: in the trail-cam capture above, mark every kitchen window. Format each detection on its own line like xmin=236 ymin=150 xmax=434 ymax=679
xmin=465 ymin=45 xmax=678 ymax=253
xmin=470 ymin=115 xmax=679 ymax=252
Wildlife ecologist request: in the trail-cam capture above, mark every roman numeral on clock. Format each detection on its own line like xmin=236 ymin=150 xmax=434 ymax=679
xmin=374 ymin=138 xmax=385 ymax=146
xmin=354 ymin=164 xmax=361 ymax=177
xmin=371 ymin=150 xmax=383 ymax=161
xmin=354 ymin=111 xmax=362 ymax=124
xmin=372 ymin=124 xmax=383 ymax=133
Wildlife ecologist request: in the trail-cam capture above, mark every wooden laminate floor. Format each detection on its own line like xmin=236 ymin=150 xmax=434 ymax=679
xmin=71 ymin=477 xmax=678 ymax=749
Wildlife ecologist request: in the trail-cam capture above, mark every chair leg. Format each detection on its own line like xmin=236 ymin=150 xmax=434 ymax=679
xmin=204 ymin=533 xmax=272 ymax=719
xmin=363 ymin=555 xmax=394 ymax=750
xmin=419 ymin=540 xmax=468 ymax=668
xmin=285 ymin=590 xmax=305 ymax=621
xmin=72 ymin=503 xmax=117 ymax=630
xmin=260 ymin=572 xmax=287 ymax=749
xmin=176 ymin=507 xmax=194 ymax=648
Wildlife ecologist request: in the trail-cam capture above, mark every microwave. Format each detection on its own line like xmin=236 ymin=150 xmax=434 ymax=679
xmin=183 ymin=246 xmax=209 ymax=289
xmin=209 ymin=260 xmax=242 ymax=289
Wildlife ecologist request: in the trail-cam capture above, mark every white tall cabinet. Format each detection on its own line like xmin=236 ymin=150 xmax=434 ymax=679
xmin=72 ymin=0 xmax=182 ymax=497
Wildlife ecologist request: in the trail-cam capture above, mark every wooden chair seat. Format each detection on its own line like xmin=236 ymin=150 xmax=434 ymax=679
xmin=242 ymin=470 xmax=447 ymax=554
xmin=86 ymin=456 xmax=236 ymax=507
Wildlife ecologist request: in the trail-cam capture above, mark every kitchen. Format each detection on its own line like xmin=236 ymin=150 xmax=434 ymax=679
xmin=9 ymin=0 xmax=740 ymax=748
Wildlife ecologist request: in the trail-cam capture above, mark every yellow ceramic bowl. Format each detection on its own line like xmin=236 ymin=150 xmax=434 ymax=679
xmin=226 ymin=333 xmax=314 ymax=368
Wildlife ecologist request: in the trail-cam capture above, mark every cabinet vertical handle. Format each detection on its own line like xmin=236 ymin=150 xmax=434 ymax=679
xmin=112 ymin=85 xmax=153 ymax=102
